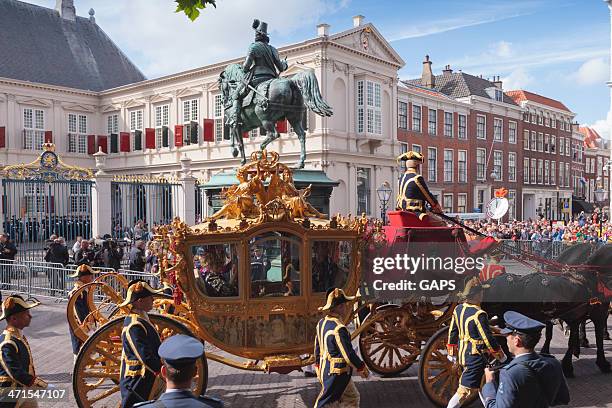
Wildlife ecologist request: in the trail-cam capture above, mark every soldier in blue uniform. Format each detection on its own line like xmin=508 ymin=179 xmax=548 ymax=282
xmin=67 ymin=264 xmax=97 ymax=361
xmin=396 ymin=151 xmax=445 ymax=225
xmin=446 ymin=278 xmax=506 ymax=408
xmin=313 ymin=288 xmax=369 ymax=408
xmin=0 ymin=295 xmax=48 ymax=407
xmin=481 ymin=311 xmax=570 ymax=408
xmin=134 ymin=334 xmax=223 ymax=408
xmin=119 ymin=280 xmax=171 ymax=408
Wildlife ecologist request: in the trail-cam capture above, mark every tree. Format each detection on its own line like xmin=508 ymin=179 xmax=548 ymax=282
xmin=175 ymin=0 xmax=216 ymax=21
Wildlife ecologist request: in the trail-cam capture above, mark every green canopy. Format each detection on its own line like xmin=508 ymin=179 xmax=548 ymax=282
xmin=200 ymin=169 xmax=338 ymax=190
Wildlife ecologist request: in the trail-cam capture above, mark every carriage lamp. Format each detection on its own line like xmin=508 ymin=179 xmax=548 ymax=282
xmin=376 ymin=182 xmax=392 ymax=225
xmin=594 ymin=188 xmax=608 ymax=240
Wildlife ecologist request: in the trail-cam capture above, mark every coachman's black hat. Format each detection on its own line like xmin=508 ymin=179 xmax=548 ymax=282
xmin=118 ymin=280 xmax=171 ymax=308
xmin=0 ymin=295 xmax=40 ymax=321
xmin=318 ymin=288 xmax=358 ymax=311
xmin=67 ymin=264 xmax=97 ymax=278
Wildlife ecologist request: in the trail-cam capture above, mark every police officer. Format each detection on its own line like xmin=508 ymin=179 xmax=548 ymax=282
xmin=447 ymin=278 xmax=506 ymax=408
xmin=481 ymin=311 xmax=570 ymax=408
xmin=396 ymin=151 xmax=445 ymax=226
xmin=314 ymin=288 xmax=369 ymax=408
xmin=119 ymin=280 xmax=171 ymax=408
xmin=134 ymin=334 xmax=223 ymax=408
xmin=0 ymin=295 xmax=48 ymax=407
xmin=67 ymin=264 xmax=97 ymax=361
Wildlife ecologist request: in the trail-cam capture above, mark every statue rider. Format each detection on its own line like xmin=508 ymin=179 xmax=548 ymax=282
xmin=227 ymin=19 xmax=288 ymax=127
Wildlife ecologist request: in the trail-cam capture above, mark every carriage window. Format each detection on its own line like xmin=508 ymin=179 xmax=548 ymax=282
xmin=312 ymin=240 xmax=352 ymax=293
xmin=192 ymin=243 xmax=239 ymax=297
xmin=250 ymin=232 xmax=301 ymax=298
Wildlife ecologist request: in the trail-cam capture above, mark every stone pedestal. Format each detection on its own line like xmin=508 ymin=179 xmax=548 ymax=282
xmin=92 ymin=149 xmax=111 ymax=237
xmin=177 ymin=156 xmax=196 ymax=225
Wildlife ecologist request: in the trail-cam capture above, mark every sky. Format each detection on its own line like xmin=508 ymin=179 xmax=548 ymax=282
xmin=23 ymin=0 xmax=612 ymax=138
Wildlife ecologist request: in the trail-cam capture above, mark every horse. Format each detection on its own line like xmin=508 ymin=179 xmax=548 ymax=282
xmin=482 ymin=243 xmax=612 ymax=378
xmin=218 ymin=63 xmax=333 ymax=169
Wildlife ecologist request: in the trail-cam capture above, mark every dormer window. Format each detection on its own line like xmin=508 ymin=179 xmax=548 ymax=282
xmin=495 ymin=89 xmax=503 ymax=102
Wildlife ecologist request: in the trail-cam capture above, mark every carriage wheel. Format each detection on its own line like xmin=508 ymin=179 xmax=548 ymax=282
xmin=418 ymin=326 xmax=478 ymax=408
xmin=73 ymin=314 xmax=208 ymax=408
xmin=359 ymin=305 xmax=421 ymax=376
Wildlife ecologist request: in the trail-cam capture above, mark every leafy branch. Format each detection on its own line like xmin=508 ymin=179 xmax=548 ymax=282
xmin=175 ymin=0 xmax=216 ymax=21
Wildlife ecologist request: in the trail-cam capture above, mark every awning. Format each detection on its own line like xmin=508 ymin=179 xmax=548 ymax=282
xmin=200 ymin=169 xmax=339 ymax=190
xmin=572 ymin=197 xmax=594 ymax=213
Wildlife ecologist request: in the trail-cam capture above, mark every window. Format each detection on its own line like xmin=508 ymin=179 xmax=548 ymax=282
xmin=537 ymin=159 xmax=543 ymax=184
xmin=443 ymin=194 xmax=453 ymax=213
xmin=107 ymin=114 xmax=119 ymax=134
xmin=214 ymin=94 xmax=224 ymax=142
xmin=23 ymin=108 xmax=44 ymax=150
xmin=538 ymin=114 xmax=543 ymax=125
xmin=559 ymin=137 xmax=565 ymax=156
xmin=193 ymin=243 xmax=239 ymax=298
xmin=476 ymin=115 xmax=486 ymax=139
xmin=493 ymin=151 xmax=503 ymax=181
xmin=551 ymin=118 xmax=556 ymax=129
xmin=183 ymin=99 xmax=199 ymax=145
xmin=444 ymin=112 xmax=453 ymax=137
xmin=458 ymin=150 xmax=467 ymax=183
xmin=523 ymin=112 xmax=529 ymax=122
xmin=565 ymin=163 xmax=570 ymax=187
xmin=551 ymin=161 xmax=556 ymax=185
xmin=24 ymin=184 xmax=47 ymax=214
xmin=523 ymin=130 xmax=529 ymax=150
xmin=508 ymin=152 xmax=516 ymax=182
xmin=495 ymin=89 xmax=503 ymax=102
xmin=444 ymin=149 xmax=453 ymax=182
xmin=477 ymin=189 xmax=486 ymax=213
xmin=530 ymin=131 xmax=536 ymax=151
xmin=357 ymin=80 xmax=381 ymax=134
xmin=399 ymin=143 xmax=408 ymax=173
xmin=493 ymin=118 xmax=503 ymax=141
xmin=476 ymin=148 xmax=486 ymax=181
xmin=530 ymin=113 xmax=536 ymax=123
xmin=412 ymin=105 xmax=421 ymax=132
xmin=129 ymin=109 xmax=143 ymax=151
xmin=509 ymin=121 xmax=516 ymax=144
xmin=412 ymin=144 xmax=422 ymax=154
xmin=545 ymin=117 xmax=550 ymax=127
xmin=458 ymin=114 xmax=467 ymax=139
xmin=67 ymin=113 xmax=88 ymax=153
xmin=537 ymin=132 xmax=543 ymax=152
xmin=530 ymin=159 xmax=537 ymax=184
xmin=457 ymin=194 xmax=467 ymax=213
xmin=524 ymin=157 xmax=530 ymax=183
xmin=559 ymin=161 xmax=564 ymax=186
xmin=550 ymin=135 xmax=556 ymax=153
xmin=311 ymin=240 xmax=351 ymax=294
xmin=70 ymin=184 xmax=90 ymax=213
xmin=565 ymin=139 xmax=570 ymax=156
xmin=357 ymin=167 xmax=371 ymax=215
xmin=398 ymin=101 xmax=408 ymax=129
xmin=544 ymin=134 xmax=550 ymax=153
xmin=544 ymin=160 xmax=550 ymax=185
xmin=428 ymin=109 xmax=437 ymax=135
xmin=508 ymin=190 xmax=516 ymax=220
xmin=428 ymin=147 xmax=437 ymax=182
xmin=155 ymin=104 xmax=170 ymax=148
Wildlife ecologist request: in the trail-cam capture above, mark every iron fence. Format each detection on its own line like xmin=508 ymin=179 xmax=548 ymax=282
xmin=498 ymin=239 xmax=605 ymax=260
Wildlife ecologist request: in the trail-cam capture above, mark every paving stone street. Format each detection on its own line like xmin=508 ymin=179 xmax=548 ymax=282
xmin=20 ymin=298 xmax=612 ymax=408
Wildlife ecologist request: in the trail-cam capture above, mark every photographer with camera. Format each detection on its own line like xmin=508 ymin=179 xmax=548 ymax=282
xmin=129 ymin=240 xmax=146 ymax=272
xmin=74 ymin=239 xmax=95 ymax=265
xmin=102 ymin=239 xmax=124 ymax=271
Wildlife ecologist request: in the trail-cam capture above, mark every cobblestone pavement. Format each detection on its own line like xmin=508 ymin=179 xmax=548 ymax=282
xmin=20 ymin=299 xmax=612 ymax=407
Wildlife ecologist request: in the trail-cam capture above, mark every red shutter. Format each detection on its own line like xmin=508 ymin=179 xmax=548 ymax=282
xmin=97 ymin=135 xmax=108 ymax=153
xmin=145 ymin=128 xmax=156 ymax=149
xmin=120 ymin=132 xmax=130 ymax=152
xmin=87 ymin=134 xmax=95 ymax=154
xmin=276 ymin=120 xmax=288 ymax=133
xmin=243 ymin=131 xmax=249 ymax=138
xmin=174 ymin=125 xmax=183 ymax=147
xmin=203 ymin=119 xmax=214 ymax=142
xmin=44 ymin=130 xmax=53 ymax=143
xmin=0 ymin=127 xmax=5 ymax=148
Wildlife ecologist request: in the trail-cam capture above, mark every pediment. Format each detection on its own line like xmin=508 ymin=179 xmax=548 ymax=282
xmin=123 ymin=99 xmax=146 ymax=109
xmin=15 ymin=97 xmax=51 ymax=108
xmin=149 ymin=93 xmax=173 ymax=104
xmin=176 ymin=87 xmax=202 ymax=98
xmin=101 ymin=104 xmax=121 ymax=113
xmin=61 ymin=103 xmax=95 ymax=113
xmin=331 ymin=24 xmax=404 ymax=67
xmin=282 ymin=64 xmax=313 ymax=77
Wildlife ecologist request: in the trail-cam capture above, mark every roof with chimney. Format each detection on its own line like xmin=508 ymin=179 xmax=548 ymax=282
xmin=579 ymin=126 xmax=602 ymax=149
xmin=399 ymin=82 xmax=455 ymax=101
xmin=506 ymin=90 xmax=571 ymax=113
xmin=403 ymin=70 xmax=518 ymax=106
xmin=0 ymin=0 xmax=145 ymax=91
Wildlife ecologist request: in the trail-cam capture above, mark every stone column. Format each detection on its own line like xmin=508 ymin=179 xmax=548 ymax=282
xmin=91 ymin=149 xmax=112 ymax=237
xmin=177 ymin=156 xmax=196 ymax=225
xmin=347 ymin=163 xmax=356 ymax=215
xmin=607 ymin=0 xmax=612 ymax=219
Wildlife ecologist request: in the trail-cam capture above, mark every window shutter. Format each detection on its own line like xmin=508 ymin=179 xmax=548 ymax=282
xmin=44 ymin=130 xmax=53 ymax=143
xmin=190 ymin=121 xmax=198 ymax=144
xmin=276 ymin=120 xmax=288 ymax=133
xmin=242 ymin=131 xmax=249 ymax=139
xmin=174 ymin=125 xmax=183 ymax=147
xmin=120 ymin=132 xmax=130 ymax=152
xmin=203 ymin=119 xmax=214 ymax=142
xmin=145 ymin=128 xmax=156 ymax=149
xmin=134 ymin=130 xmax=142 ymax=151
xmin=0 ymin=127 xmax=5 ymax=148
xmin=97 ymin=135 xmax=108 ymax=153
xmin=87 ymin=135 xmax=96 ymax=154
xmin=110 ymin=133 xmax=118 ymax=153
xmin=162 ymin=126 xmax=169 ymax=147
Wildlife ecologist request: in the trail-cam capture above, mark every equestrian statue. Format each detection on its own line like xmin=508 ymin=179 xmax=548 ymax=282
xmin=219 ymin=19 xmax=333 ymax=168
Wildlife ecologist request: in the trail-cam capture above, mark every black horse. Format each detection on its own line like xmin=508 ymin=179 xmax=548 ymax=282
xmin=482 ymin=243 xmax=612 ymax=378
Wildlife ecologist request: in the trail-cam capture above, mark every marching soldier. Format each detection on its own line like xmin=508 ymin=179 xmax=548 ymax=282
xmin=446 ymin=278 xmax=506 ymax=408
xmin=119 ymin=280 xmax=171 ymax=408
xmin=0 ymin=295 xmax=48 ymax=408
xmin=134 ymin=334 xmax=223 ymax=408
xmin=314 ymin=288 xmax=369 ymax=408
xmin=67 ymin=264 xmax=97 ymax=361
xmin=481 ymin=311 xmax=570 ymax=408
xmin=396 ymin=151 xmax=445 ymax=226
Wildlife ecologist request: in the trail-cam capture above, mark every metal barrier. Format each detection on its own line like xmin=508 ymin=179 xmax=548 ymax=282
xmin=499 ymin=240 xmax=605 ymax=260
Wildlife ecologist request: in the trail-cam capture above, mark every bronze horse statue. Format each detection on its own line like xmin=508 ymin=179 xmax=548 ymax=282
xmin=219 ymin=63 xmax=332 ymax=168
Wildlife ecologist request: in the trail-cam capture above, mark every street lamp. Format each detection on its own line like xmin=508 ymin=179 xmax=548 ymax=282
xmin=594 ymin=187 xmax=609 ymax=240
xmin=376 ymin=181 xmax=392 ymax=225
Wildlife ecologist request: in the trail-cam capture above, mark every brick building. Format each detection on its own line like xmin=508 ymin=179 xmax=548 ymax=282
xmin=400 ymin=57 xmax=523 ymax=220
xmin=581 ymin=127 xmax=610 ymax=210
